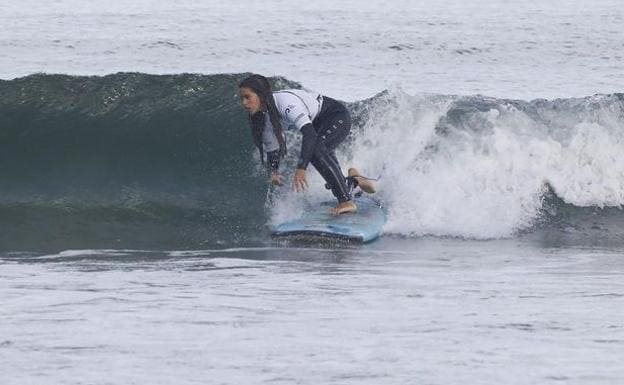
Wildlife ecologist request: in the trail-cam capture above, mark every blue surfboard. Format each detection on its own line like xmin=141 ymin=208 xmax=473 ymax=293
xmin=271 ymin=196 xmax=386 ymax=243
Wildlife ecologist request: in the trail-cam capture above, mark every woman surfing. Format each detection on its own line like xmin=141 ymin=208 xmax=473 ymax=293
xmin=238 ymin=74 xmax=374 ymax=215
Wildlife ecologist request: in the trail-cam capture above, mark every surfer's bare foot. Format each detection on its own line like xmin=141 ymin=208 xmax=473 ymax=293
xmin=348 ymin=168 xmax=376 ymax=194
xmin=332 ymin=201 xmax=357 ymax=215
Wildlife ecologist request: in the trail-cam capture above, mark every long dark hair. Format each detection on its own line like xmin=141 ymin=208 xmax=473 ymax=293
xmin=239 ymin=74 xmax=286 ymax=164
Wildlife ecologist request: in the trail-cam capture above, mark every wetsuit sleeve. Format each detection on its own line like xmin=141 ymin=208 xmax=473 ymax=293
xmin=297 ymin=123 xmax=317 ymax=170
xmin=266 ymin=150 xmax=280 ymax=172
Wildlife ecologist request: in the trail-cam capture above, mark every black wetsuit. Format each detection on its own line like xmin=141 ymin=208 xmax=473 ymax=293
xmin=264 ymin=91 xmax=352 ymax=203
xmin=308 ymin=96 xmax=352 ymax=202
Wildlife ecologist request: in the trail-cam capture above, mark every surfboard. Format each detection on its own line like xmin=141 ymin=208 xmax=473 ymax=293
xmin=271 ymin=196 xmax=386 ymax=243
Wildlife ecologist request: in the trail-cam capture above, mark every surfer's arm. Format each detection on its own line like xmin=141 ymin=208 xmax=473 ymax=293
xmin=265 ymin=150 xmax=284 ymax=186
xmin=266 ymin=150 xmax=280 ymax=172
xmin=297 ymin=123 xmax=317 ymax=170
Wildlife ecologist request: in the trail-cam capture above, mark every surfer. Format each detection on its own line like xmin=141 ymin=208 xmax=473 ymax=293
xmin=239 ymin=74 xmax=374 ymax=215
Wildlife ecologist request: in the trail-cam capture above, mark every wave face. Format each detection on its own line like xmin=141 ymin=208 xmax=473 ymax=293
xmin=0 ymin=73 xmax=300 ymax=250
xmin=1 ymin=73 xmax=624 ymax=250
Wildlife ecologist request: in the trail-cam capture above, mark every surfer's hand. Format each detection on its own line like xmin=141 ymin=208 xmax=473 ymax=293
xmin=292 ymin=169 xmax=308 ymax=192
xmin=270 ymin=172 xmax=283 ymax=186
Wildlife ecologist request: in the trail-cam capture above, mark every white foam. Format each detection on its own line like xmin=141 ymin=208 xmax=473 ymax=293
xmin=346 ymin=91 xmax=624 ymax=238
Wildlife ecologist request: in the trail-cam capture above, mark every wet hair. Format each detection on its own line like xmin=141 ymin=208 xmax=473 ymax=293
xmin=239 ymin=74 xmax=286 ymax=164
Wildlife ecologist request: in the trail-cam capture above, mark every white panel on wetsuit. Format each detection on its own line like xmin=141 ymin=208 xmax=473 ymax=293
xmin=273 ymin=89 xmax=322 ymax=130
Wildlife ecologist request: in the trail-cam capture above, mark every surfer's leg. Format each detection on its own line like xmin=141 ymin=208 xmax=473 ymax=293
xmin=347 ymin=167 xmax=376 ymax=194
xmin=318 ymin=110 xmax=351 ymax=152
xmin=310 ymin=99 xmax=356 ymax=213
xmin=313 ymin=105 xmax=351 ymax=187
xmin=310 ymin=154 xmax=355 ymax=213
xmin=310 ymin=145 xmax=356 ymax=214
xmin=310 ymin=143 xmax=351 ymax=203
xmin=316 ymin=113 xmax=375 ymax=194
xmin=318 ymin=108 xmax=375 ymax=194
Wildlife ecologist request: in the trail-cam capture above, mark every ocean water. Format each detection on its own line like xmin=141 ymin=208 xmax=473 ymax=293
xmin=1 ymin=1 xmax=624 ymax=384
xmin=2 ymin=0 xmax=624 ymax=100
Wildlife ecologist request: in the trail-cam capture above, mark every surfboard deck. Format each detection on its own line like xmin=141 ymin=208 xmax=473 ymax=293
xmin=271 ymin=196 xmax=385 ymax=243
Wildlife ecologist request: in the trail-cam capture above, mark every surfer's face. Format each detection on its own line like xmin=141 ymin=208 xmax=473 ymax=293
xmin=239 ymin=87 xmax=263 ymax=115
